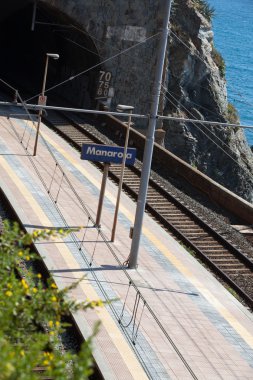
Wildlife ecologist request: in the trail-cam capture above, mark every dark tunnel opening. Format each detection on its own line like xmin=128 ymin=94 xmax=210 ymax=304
xmin=0 ymin=2 xmax=100 ymax=108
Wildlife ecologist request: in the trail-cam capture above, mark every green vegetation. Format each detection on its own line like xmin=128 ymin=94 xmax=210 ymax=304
xmin=192 ymin=0 xmax=215 ymax=22
xmin=227 ymin=103 xmax=239 ymax=124
xmin=0 ymin=221 xmax=102 ymax=380
xmin=212 ymin=47 xmax=226 ymax=77
xmin=191 ymin=161 xmax=198 ymax=170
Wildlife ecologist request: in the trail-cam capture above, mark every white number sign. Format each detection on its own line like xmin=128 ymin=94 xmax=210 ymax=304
xmin=96 ymin=71 xmax=112 ymax=99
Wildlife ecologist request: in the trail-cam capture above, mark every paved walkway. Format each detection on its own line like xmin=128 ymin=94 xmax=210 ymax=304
xmin=0 ymin=111 xmax=253 ymax=379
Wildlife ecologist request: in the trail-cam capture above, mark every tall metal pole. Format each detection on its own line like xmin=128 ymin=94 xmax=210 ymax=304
xmin=33 ymin=53 xmax=59 ymax=156
xmin=96 ymin=163 xmax=110 ymax=227
xmin=128 ymin=0 xmax=172 ymax=268
xmin=33 ymin=55 xmax=49 ymax=156
xmin=31 ymin=0 xmax=37 ymax=31
xmin=111 ymin=109 xmax=133 ymax=242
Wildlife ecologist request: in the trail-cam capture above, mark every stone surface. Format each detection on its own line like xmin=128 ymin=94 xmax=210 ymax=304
xmin=1 ymin=0 xmax=252 ymax=201
xmin=163 ymin=0 xmax=253 ymax=201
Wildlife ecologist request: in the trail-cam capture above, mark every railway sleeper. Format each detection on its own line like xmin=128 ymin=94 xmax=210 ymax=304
xmin=196 ymin=242 xmax=226 ymax=247
xmin=149 ymin=202 xmax=173 ymax=207
xmin=149 ymin=196 xmax=177 ymax=202
xmin=164 ymin=219 xmax=192 ymax=224
xmin=125 ymin=185 xmax=140 ymax=191
xmin=147 ymin=196 xmax=168 ymax=202
xmin=179 ymin=228 xmax=204 ymax=234
xmin=183 ymin=232 xmax=210 ymax=238
xmin=168 ymin=223 xmax=198 ymax=228
xmin=208 ymin=257 xmax=243 ymax=264
xmin=200 ymin=247 xmax=229 ymax=252
xmin=159 ymin=209 xmax=188 ymax=213
xmin=170 ymin=221 xmax=200 ymax=227
xmin=124 ymin=180 xmax=141 ymax=185
xmin=204 ymin=255 xmax=236 ymax=261
xmin=216 ymin=262 xmax=250 ymax=269
xmin=218 ymin=268 xmax=251 ymax=275
xmin=120 ymin=172 xmax=140 ymax=178
xmin=156 ymin=211 xmax=185 ymax=217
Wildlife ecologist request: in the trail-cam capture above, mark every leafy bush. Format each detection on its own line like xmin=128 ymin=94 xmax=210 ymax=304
xmin=192 ymin=0 xmax=215 ymax=21
xmin=212 ymin=47 xmax=226 ymax=77
xmin=0 ymin=221 xmax=102 ymax=380
xmin=227 ymin=103 xmax=239 ymax=124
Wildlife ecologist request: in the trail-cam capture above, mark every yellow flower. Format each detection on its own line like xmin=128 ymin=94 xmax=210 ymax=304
xmin=50 ymin=283 xmax=57 ymax=289
xmin=33 ymin=231 xmax=38 ymax=238
xmin=43 ymin=360 xmax=49 ymax=366
xmin=5 ymin=363 xmax=14 ymax=374
xmin=25 ymin=255 xmax=30 ymax=261
xmin=48 ymin=321 xmax=53 ymax=328
xmin=49 ymin=331 xmax=54 ymax=336
xmin=18 ymin=251 xmax=23 ymax=257
xmin=37 ymin=273 xmax=42 ymax=279
xmin=7 ymin=283 xmax=12 ymax=289
xmin=21 ymin=279 xmax=29 ymax=289
xmin=5 ymin=291 xmax=13 ymax=297
xmin=51 ymin=296 xmax=57 ymax=302
xmin=55 ymin=321 xmax=60 ymax=327
xmin=32 ymin=287 xmax=38 ymax=294
xmin=20 ymin=350 xmax=25 ymax=357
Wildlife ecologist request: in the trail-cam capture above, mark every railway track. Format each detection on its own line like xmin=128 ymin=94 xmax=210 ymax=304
xmin=26 ymin=109 xmax=250 ymax=308
xmin=43 ymin=110 xmax=253 ymax=309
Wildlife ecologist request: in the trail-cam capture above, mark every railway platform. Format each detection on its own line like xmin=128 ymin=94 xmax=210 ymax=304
xmin=0 ymin=110 xmax=253 ymax=380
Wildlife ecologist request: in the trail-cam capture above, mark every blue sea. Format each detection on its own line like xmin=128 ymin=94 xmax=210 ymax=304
xmin=207 ymin=0 xmax=253 ymax=145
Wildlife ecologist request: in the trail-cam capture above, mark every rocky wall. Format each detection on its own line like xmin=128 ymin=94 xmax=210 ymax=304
xmin=163 ymin=0 xmax=253 ymax=201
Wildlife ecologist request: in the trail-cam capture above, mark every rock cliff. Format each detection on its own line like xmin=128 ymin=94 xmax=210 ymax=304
xmin=163 ymin=0 xmax=253 ymax=201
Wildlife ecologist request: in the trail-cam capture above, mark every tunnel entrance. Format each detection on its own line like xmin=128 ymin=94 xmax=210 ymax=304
xmin=0 ymin=1 xmax=100 ymax=109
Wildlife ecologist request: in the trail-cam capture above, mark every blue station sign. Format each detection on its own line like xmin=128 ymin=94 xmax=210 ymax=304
xmin=81 ymin=144 xmax=136 ymax=165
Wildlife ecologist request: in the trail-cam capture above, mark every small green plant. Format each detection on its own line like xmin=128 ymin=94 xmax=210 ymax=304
xmin=191 ymin=161 xmax=198 ymax=170
xmin=227 ymin=103 xmax=239 ymax=124
xmin=212 ymin=47 xmax=226 ymax=77
xmin=0 ymin=221 xmax=102 ymax=380
xmin=192 ymin=0 xmax=215 ymax=22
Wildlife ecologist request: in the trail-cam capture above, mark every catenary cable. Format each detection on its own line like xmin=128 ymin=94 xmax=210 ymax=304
xmin=3 ymin=88 xmax=199 ymax=379
xmin=162 ymin=87 xmax=253 ymax=183
xmin=24 ymin=31 xmax=161 ymax=103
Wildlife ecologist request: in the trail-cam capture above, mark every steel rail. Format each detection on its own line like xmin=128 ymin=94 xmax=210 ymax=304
xmin=47 ymin=111 xmax=253 ymax=310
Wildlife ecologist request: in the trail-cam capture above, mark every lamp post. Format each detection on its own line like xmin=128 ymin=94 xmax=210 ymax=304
xmin=128 ymin=0 xmax=172 ymax=268
xmin=111 ymin=104 xmax=134 ymax=242
xmin=33 ymin=53 xmax=59 ymax=156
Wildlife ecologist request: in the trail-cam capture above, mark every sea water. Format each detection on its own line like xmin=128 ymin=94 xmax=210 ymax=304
xmin=207 ymin=0 xmax=253 ymax=145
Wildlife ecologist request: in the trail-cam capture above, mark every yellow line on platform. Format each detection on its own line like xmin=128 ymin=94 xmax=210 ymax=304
xmin=0 ymin=154 xmax=148 ymax=380
xmin=41 ymin=129 xmax=253 ymax=350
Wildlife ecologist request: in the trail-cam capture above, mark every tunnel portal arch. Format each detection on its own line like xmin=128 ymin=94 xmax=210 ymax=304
xmin=0 ymin=1 xmax=101 ymax=109
xmin=0 ymin=0 xmax=164 ymax=125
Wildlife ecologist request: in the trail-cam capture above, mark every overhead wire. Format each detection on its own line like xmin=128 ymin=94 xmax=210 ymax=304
xmin=5 ymin=86 xmax=198 ymax=378
xmin=24 ymin=31 xmax=161 ymax=103
xmin=162 ymin=87 xmax=228 ymax=122
xmin=162 ymin=86 xmax=253 ymax=182
xmin=0 ymin=71 xmax=201 ymax=377
xmin=170 ymin=29 xmax=253 ymax=113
